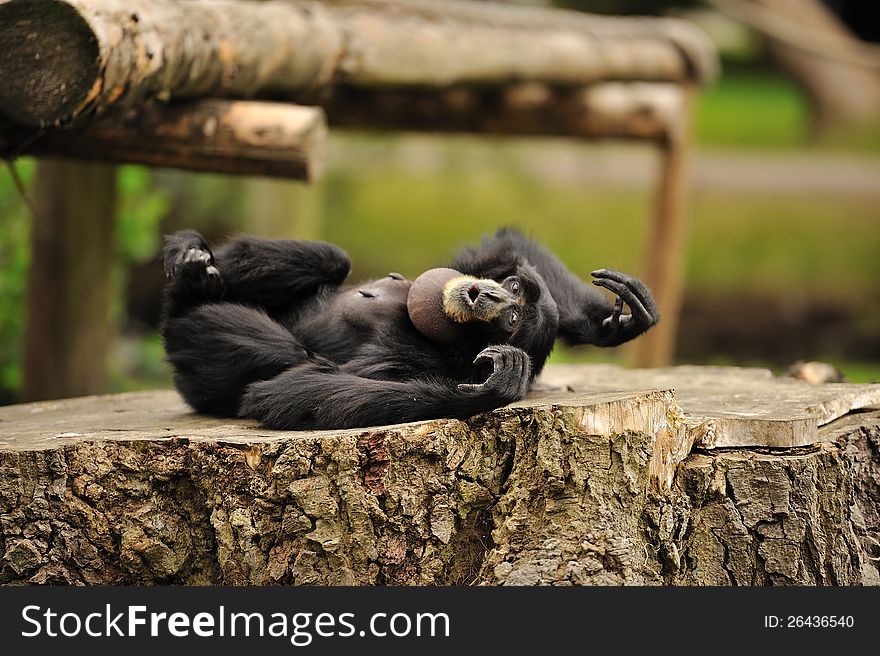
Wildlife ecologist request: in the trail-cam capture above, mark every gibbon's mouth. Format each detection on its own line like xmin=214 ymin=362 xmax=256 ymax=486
xmin=467 ymin=283 xmax=480 ymax=306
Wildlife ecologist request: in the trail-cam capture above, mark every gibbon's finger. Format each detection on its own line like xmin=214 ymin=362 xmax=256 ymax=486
xmin=473 ymin=345 xmax=502 ymax=367
xmin=591 ymin=268 xmax=645 ymax=289
xmin=592 ymin=278 xmax=650 ymax=323
xmin=465 ymin=347 xmax=504 ymax=392
xmin=472 ymin=353 xmax=492 ymax=367
xmin=459 ymin=371 xmax=501 ymax=394
xmin=183 ymin=247 xmax=212 ymax=264
xmin=602 ymin=296 xmax=624 ymax=329
xmin=591 ymin=268 xmax=652 ymax=297
xmin=611 ymin=296 xmax=623 ymax=323
xmin=592 ymin=269 xmax=658 ymax=318
xmin=519 ymin=352 xmax=531 ymax=381
xmin=458 ymin=382 xmax=486 ymax=394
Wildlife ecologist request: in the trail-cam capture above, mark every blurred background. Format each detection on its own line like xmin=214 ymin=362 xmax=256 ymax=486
xmin=1 ymin=0 xmax=878 ymax=405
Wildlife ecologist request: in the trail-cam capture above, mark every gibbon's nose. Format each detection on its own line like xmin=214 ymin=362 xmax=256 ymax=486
xmin=471 ymin=281 xmax=513 ymax=306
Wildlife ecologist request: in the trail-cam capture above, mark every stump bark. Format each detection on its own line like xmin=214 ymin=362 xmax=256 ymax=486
xmin=1 ymin=365 xmax=878 ymax=585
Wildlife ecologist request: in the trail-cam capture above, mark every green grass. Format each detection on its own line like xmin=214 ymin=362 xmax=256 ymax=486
xmin=686 ymin=190 xmax=880 ymax=298
xmin=696 ymin=70 xmax=810 ymax=148
xmin=696 ymin=69 xmax=880 ymax=151
xmin=826 ymin=361 xmax=880 ymax=384
xmin=110 ymin=333 xmax=174 ymax=393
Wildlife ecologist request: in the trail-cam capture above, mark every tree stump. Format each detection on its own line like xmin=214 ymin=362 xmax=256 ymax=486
xmin=1 ymin=365 xmax=878 ymax=585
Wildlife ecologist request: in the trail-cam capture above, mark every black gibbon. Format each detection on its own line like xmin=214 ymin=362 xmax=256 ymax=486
xmin=161 ymin=228 xmax=658 ymax=429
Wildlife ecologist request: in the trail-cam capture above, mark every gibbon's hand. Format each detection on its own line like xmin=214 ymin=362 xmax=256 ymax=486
xmin=458 ymin=345 xmax=531 ymax=403
xmin=590 ymin=268 xmax=659 ymax=340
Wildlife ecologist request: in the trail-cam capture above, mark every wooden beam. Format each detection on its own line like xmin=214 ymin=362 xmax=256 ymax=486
xmin=324 ymin=82 xmax=684 ymax=142
xmin=326 ymin=0 xmax=718 ymax=82
xmin=1 ymin=100 xmax=327 ymax=181
xmin=0 ymin=0 xmax=716 ymax=128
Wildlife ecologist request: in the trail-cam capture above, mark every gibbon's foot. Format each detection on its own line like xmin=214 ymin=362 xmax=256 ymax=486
xmin=590 ymin=268 xmax=659 ymax=334
xmin=458 ymin=345 xmax=531 ymax=402
xmin=174 ymin=247 xmax=220 ymax=279
xmin=164 ymin=231 xmax=221 ymax=282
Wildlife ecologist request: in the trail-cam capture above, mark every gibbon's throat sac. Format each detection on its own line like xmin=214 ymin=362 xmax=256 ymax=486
xmin=407 ymin=267 xmax=515 ymax=344
xmin=406 ymin=267 xmax=465 ymax=343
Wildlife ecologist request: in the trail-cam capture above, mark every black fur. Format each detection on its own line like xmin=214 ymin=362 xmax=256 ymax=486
xmin=161 ymin=228 xmax=658 ymax=430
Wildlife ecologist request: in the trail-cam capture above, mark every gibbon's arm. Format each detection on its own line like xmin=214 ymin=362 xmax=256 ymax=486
xmin=453 ymin=229 xmax=659 ymax=348
xmin=212 ymin=235 xmax=351 ymax=308
xmin=163 ymin=230 xmax=351 ymax=315
xmin=238 ymin=346 xmax=531 ymax=430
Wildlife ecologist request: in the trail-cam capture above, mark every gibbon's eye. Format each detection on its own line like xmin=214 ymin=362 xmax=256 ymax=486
xmin=504 ymin=277 xmax=521 ymax=295
xmin=508 ymin=308 xmax=520 ymax=326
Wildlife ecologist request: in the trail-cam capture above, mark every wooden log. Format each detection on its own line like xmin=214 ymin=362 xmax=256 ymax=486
xmin=1 ymin=100 xmax=327 ymax=181
xmin=0 ymin=0 xmax=716 ymax=128
xmin=325 ymin=0 xmax=718 ymax=85
xmin=324 ymin=82 xmax=685 ymax=142
xmin=0 ymin=365 xmax=877 ymax=585
xmin=0 ymin=0 xmax=343 ymax=127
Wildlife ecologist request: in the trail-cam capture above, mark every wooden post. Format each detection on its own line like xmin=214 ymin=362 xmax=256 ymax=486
xmin=20 ymin=160 xmax=117 ymax=402
xmin=631 ymin=90 xmax=694 ymax=368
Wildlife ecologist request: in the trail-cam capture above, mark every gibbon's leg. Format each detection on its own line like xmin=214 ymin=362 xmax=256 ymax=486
xmin=162 ymin=230 xmax=351 ymax=317
xmin=239 ymin=345 xmax=531 ymax=429
xmin=453 ymin=228 xmax=659 ymax=348
xmin=163 ymin=302 xmax=309 ymax=417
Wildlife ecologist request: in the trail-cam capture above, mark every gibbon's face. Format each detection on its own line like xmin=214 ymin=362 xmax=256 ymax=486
xmin=442 ymin=264 xmax=559 ymax=364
